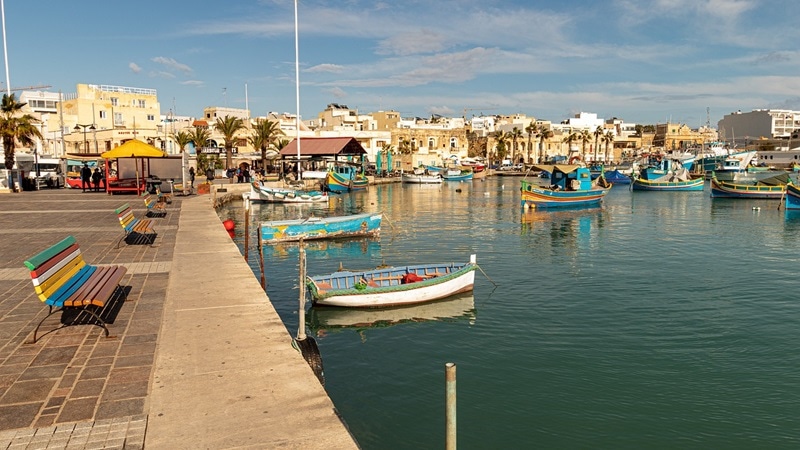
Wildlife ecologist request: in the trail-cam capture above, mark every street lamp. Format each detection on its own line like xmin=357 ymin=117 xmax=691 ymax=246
xmin=74 ymin=124 xmax=96 ymax=152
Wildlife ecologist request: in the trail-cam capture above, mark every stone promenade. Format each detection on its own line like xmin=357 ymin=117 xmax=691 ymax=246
xmin=0 ymin=187 xmax=357 ymax=449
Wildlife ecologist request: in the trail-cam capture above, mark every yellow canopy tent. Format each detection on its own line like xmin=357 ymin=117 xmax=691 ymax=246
xmin=101 ymin=139 xmax=168 ymax=194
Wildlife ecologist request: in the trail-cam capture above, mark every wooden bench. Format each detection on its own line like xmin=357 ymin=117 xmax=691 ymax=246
xmin=25 ymin=236 xmax=128 ymax=343
xmin=155 ymin=186 xmax=173 ymax=204
xmin=143 ymin=194 xmax=167 ymax=217
xmin=116 ymin=203 xmax=157 ymax=246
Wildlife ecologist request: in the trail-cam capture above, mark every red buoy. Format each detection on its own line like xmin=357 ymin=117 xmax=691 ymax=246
xmin=222 ymin=219 xmax=235 ymax=231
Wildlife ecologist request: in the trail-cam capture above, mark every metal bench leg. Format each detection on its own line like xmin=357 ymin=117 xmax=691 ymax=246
xmin=31 ymin=305 xmax=110 ymax=343
xmin=32 ymin=305 xmax=62 ymax=343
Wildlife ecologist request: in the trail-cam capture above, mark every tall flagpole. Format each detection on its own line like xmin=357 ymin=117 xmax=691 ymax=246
xmin=1 ymin=0 xmax=10 ymax=95
xmin=294 ymin=0 xmax=301 ymax=178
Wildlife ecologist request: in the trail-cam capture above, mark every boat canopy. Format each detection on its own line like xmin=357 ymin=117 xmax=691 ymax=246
xmin=532 ymin=164 xmax=582 ymax=175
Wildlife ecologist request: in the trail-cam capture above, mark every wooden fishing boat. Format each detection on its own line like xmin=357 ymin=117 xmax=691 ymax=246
xmin=249 ymin=181 xmax=328 ymax=203
xmin=520 ymin=165 xmax=611 ymax=209
xmin=710 ymin=173 xmax=790 ymax=199
xmin=442 ymin=168 xmax=474 ymax=182
xmin=401 ymin=168 xmax=442 ymax=184
xmin=784 ymin=183 xmax=800 ymax=210
xmin=631 ymin=177 xmax=705 ymax=191
xmin=260 ymin=212 xmax=382 ymax=243
xmin=325 ymin=164 xmax=369 ymax=192
xmin=602 ymin=169 xmax=632 ymax=185
xmin=306 ymin=255 xmax=477 ymax=308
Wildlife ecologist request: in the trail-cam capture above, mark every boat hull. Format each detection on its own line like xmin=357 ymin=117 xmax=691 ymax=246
xmin=520 ymin=180 xmax=610 ymax=209
xmin=326 ymin=171 xmax=369 ymax=192
xmin=401 ymin=173 xmax=442 ymax=184
xmin=785 ymin=184 xmax=800 ymax=210
xmin=260 ymin=212 xmax=382 ymax=243
xmin=631 ymin=177 xmax=705 ymax=191
xmin=307 ymin=257 xmax=477 ymax=308
xmin=249 ymin=182 xmax=329 ymax=203
xmin=710 ymin=178 xmax=784 ymax=199
xmin=442 ymin=173 xmax=473 ymax=182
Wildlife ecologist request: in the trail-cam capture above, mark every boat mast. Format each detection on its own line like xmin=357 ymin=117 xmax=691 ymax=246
xmin=294 ymin=0 xmax=301 ymax=178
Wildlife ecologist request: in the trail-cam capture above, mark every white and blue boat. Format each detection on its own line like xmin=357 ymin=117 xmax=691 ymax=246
xmin=260 ymin=212 xmax=382 ymax=244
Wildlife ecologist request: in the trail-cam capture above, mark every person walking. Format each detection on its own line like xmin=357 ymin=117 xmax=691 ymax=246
xmin=189 ymin=167 xmax=196 ymax=188
xmin=80 ymin=163 xmax=92 ymax=192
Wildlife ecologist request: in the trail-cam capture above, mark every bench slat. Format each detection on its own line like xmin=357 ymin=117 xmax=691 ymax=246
xmin=24 ymin=236 xmax=77 ymax=270
xmin=34 ymin=254 xmax=85 ymax=297
xmin=29 ymin=244 xmax=80 ymax=279
xmin=44 ymin=265 xmax=97 ymax=307
xmin=63 ymin=266 xmax=127 ymax=307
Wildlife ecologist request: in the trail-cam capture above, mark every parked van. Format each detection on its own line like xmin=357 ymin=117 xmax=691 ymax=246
xmin=13 ymin=153 xmax=65 ymax=188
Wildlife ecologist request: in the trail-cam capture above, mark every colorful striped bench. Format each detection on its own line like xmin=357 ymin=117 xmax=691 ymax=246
xmin=116 ymin=203 xmax=157 ymax=246
xmin=143 ymin=194 xmax=167 ymax=217
xmin=25 ymin=236 xmax=128 ymax=343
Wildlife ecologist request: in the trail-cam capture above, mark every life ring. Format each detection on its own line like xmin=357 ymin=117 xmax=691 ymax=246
xmin=568 ymin=155 xmax=582 ymax=164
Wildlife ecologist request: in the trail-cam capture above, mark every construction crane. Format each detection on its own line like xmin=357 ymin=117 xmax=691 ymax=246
xmin=1 ymin=83 xmax=51 ymax=92
xmin=462 ymin=107 xmax=496 ymax=118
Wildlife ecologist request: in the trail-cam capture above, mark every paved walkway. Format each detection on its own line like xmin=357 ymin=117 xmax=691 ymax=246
xmin=0 ymin=187 xmax=357 ymax=449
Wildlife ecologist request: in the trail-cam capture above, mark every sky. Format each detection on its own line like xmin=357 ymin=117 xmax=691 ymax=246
xmin=6 ymin=0 xmax=800 ymax=127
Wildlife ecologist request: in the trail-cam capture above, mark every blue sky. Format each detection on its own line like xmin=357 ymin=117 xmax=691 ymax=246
xmin=7 ymin=0 xmax=800 ymax=126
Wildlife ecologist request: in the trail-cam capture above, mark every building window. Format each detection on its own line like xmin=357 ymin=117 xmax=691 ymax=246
xmin=99 ymin=111 xmax=106 ymax=119
xmin=111 ymin=97 xmax=118 ymax=106
xmin=114 ymin=112 xmax=124 ymax=126
xmin=147 ymin=114 xmax=155 ymax=121
xmin=138 ymin=99 xmax=146 ymax=108
xmin=428 ymin=137 xmax=435 ymax=148
xmin=450 ymin=137 xmax=458 ymax=148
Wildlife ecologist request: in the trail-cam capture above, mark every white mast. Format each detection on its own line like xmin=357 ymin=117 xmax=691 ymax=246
xmin=294 ymin=0 xmax=301 ymax=177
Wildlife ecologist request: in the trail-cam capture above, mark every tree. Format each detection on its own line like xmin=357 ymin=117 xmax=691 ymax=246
xmin=214 ymin=115 xmax=245 ymax=169
xmin=0 ymin=93 xmax=42 ymax=171
xmin=188 ymin=126 xmax=212 ymax=172
xmin=509 ymin=127 xmax=523 ymax=163
xmin=593 ymin=126 xmax=604 ymax=162
xmin=537 ymin=126 xmax=554 ymax=163
xmin=580 ymin=130 xmax=591 ymax=160
xmin=603 ymin=131 xmax=615 ymax=163
xmin=491 ymin=130 xmax=508 ymax=165
xmin=563 ymin=132 xmax=578 ymax=158
xmin=249 ymin=118 xmax=284 ymax=170
xmin=525 ymin=122 xmax=536 ymax=163
xmin=171 ymin=130 xmax=193 ymax=153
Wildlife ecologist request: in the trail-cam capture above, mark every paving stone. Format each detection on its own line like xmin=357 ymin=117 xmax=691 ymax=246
xmin=57 ymin=397 xmax=98 ymax=423
xmin=2 ymin=379 xmax=56 ymax=403
xmin=0 ymin=402 xmax=41 ymax=430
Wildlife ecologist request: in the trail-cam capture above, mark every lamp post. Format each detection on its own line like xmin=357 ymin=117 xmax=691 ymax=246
xmin=74 ymin=124 xmax=95 ymax=153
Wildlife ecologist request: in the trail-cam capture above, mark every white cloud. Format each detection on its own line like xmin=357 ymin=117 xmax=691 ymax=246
xmin=152 ymin=56 xmax=193 ymax=74
xmin=306 ymin=64 xmax=345 ymax=74
xmin=181 ymin=80 xmax=204 ymax=87
xmin=325 ymin=87 xmax=348 ymax=99
xmin=129 ymin=62 xmax=142 ymax=73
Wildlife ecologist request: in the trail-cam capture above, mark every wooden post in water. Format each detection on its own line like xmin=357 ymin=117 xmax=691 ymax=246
xmin=243 ymin=193 xmax=250 ymax=260
xmin=258 ymin=228 xmax=265 ymax=290
xmin=297 ymin=237 xmax=307 ymax=341
xmin=446 ymin=362 xmax=456 ymax=450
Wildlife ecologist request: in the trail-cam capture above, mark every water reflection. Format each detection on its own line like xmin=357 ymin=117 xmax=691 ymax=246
xmin=262 ymin=237 xmax=382 ymax=262
xmin=308 ymin=292 xmax=476 ymax=341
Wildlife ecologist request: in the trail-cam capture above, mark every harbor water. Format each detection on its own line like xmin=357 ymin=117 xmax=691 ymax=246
xmin=220 ymin=177 xmax=800 ymax=449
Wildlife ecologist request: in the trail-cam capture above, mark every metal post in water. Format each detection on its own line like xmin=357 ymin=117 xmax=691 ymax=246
xmin=446 ymin=362 xmax=457 ymax=450
xmin=243 ymin=193 xmax=250 ymax=260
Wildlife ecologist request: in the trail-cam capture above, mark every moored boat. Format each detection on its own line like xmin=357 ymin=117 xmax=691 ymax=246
xmin=442 ymin=168 xmax=474 ymax=182
xmin=401 ymin=168 xmax=442 ymax=184
xmin=602 ymin=169 xmax=631 ymax=185
xmin=325 ymin=164 xmax=369 ymax=192
xmin=249 ymin=181 xmax=329 ymax=203
xmin=520 ymin=164 xmax=611 ymax=209
xmin=260 ymin=212 xmax=382 ymax=243
xmin=784 ymin=183 xmax=800 ymax=210
xmin=710 ymin=173 xmax=790 ymax=199
xmin=631 ymin=177 xmax=705 ymax=191
xmin=306 ymin=255 xmax=477 ymax=308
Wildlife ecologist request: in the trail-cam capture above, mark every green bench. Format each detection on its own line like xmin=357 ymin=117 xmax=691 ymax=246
xmin=25 ymin=236 xmax=128 ymax=343
xmin=116 ymin=203 xmax=157 ymax=246
xmin=143 ymin=194 xmax=167 ymax=217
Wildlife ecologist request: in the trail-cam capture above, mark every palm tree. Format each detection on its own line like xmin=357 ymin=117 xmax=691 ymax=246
xmin=593 ymin=126 xmax=604 ymax=162
xmin=250 ymin=118 xmax=284 ymax=170
xmin=0 ymin=93 xmax=42 ymax=171
xmin=525 ymin=122 xmax=536 ymax=163
xmin=537 ymin=125 xmax=554 ymax=163
xmin=188 ymin=126 xmax=212 ymax=173
xmin=214 ymin=115 xmax=245 ymax=169
xmin=509 ymin=127 xmax=523 ymax=163
xmin=603 ymin=131 xmax=615 ymax=163
xmin=491 ymin=130 xmax=508 ymax=167
xmin=562 ymin=132 xmax=578 ymax=159
xmin=171 ymin=130 xmax=193 ymax=153
xmin=580 ymin=130 xmax=592 ymax=160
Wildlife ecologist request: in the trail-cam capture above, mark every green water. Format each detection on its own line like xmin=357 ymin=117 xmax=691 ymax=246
xmin=222 ymin=177 xmax=800 ymax=449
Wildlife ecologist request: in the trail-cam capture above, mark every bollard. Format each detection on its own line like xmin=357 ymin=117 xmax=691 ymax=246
xmin=446 ymin=362 xmax=456 ymax=450
xmin=258 ymin=229 xmax=265 ymax=290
